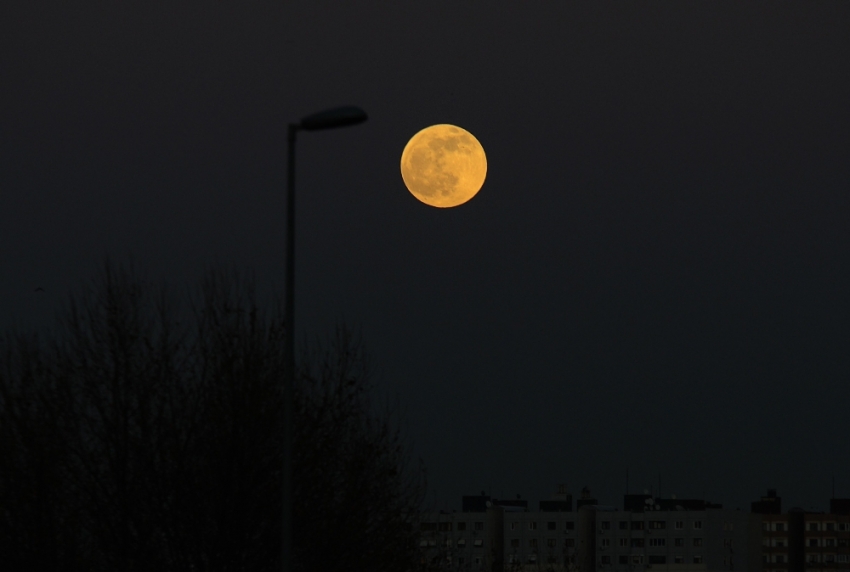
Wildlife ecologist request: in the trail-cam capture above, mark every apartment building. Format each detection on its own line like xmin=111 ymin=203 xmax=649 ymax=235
xmin=418 ymin=487 xmax=760 ymax=572
xmin=754 ymin=491 xmax=850 ymax=572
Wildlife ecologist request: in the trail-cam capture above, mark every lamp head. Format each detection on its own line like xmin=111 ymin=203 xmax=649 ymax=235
xmin=299 ymin=106 xmax=368 ymax=131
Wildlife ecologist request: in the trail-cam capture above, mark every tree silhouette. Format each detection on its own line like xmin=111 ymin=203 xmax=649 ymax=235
xmin=0 ymin=261 xmax=429 ymax=571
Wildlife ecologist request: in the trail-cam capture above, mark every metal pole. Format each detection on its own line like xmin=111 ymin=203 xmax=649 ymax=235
xmin=283 ymin=122 xmax=297 ymax=572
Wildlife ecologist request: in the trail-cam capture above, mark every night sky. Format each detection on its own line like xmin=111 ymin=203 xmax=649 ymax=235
xmin=2 ymin=2 xmax=849 ymax=513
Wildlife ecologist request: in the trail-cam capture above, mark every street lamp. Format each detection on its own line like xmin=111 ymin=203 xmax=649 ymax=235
xmin=283 ymin=105 xmax=368 ymax=572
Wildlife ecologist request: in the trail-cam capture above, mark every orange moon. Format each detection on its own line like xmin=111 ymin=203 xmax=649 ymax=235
xmin=400 ymin=124 xmax=487 ymax=208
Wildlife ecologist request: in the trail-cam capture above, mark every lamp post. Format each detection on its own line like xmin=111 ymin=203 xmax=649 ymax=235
xmin=283 ymin=105 xmax=368 ymax=572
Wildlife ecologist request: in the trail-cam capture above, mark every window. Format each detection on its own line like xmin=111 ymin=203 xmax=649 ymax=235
xmin=619 ymin=556 xmax=629 ymax=565
xmin=548 ymin=556 xmax=557 ymax=564
xmin=631 ymin=539 xmax=645 ymax=548
xmin=527 ymin=555 xmax=537 ymax=564
xmin=565 ymin=521 xmax=575 ymax=531
xmin=566 ymin=539 xmax=575 ymax=548
xmin=428 ymin=539 xmax=436 ymax=547
xmin=419 ymin=539 xmax=427 ymax=547
xmin=723 ymin=557 xmax=729 ymax=566
xmin=620 ymin=521 xmax=629 ymax=530
xmin=650 ymin=521 xmax=666 ymax=529
xmin=774 ymin=539 xmax=786 ymax=548
xmin=511 ymin=539 xmax=520 ymax=548
xmin=548 ymin=521 xmax=556 ymax=531
xmin=763 ymin=522 xmax=770 ymax=531
xmin=825 ymin=554 xmax=836 ymax=563
xmin=619 ymin=538 xmax=628 ymax=547
xmin=458 ymin=558 xmax=465 ymax=565
xmin=675 ymin=538 xmax=684 ymax=547
xmin=809 ymin=522 xmax=820 ymax=532
xmin=420 ymin=522 xmax=437 ymax=531
xmin=631 ymin=555 xmax=644 ymax=565
xmin=694 ymin=521 xmax=703 ymax=529
xmin=840 ymin=539 xmax=849 ymax=548
xmin=457 ymin=522 xmax=466 ymax=531
xmin=508 ymin=555 xmax=516 ymax=564
xmin=674 ymin=556 xmax=684 ymax=564
xmin=439 ymin=522 xmax=452 ymax=532
xmin=808 ymin=554 xmax=821 ymax=563
xmin=474 ymin=557 xmax=481 ymax=566
xmin=601 ymin=521 xmax=611 ymax=530
xmin=840 ymin=523 xmax=848 ymax=532
xmin=693 ymin=556 xmax=703 ymax=564
xmin=458 ymin=539 xmax=466 ymax=547
xmin=632 ymin=521 xmax=645 ymax=530
xmin=510 ymin=522 xmax=517 ymax=531
xmin=475 ymin=522 xmax=484 ymax=531
xmin=601 ymin=539 xmax=610 ymax=548
xmin=474 ymin=539 xmax=483 ymax=547
xmin=529 ymin=521 xmax=537 ymax=530
xmin=649 ymin=555 xmax=666 ymax=564
xmin=649 ymin=538 xmax=666 ymax=547
xmin=529 ymin=539 xmax=538 ymax=548
xmin=838 ymin=555 xmax=850 ymax=564
xmin=775 ymin=522 xmax=785 ymax=532
xmin=675 ymin=521 xmax=684 ymax=530
xmin=724 ymin=539 xmax=733 ymax=548
xmin=601 ymin=555 xmax=611 ymax=565
xmin=693 ymin=538 xmax=703 ymax=547
xmin=826 ymin=538 xmax=836 ymax=547
xmin=809 ymin=539 xmax=819 ymax=548
xmin=827 ymin=522 xmax=835 ymax=532
xmin=547 ymin=538 xmax=556 ymax=548
xmin=775 ymin=555 xmax=786 ymax=564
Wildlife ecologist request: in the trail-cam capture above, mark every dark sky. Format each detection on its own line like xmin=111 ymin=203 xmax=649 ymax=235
xmin=3 ymin=2 xmax=850 ymax=513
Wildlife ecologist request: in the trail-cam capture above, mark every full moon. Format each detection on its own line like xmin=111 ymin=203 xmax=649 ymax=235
xmin=400 ymin=124 xmax=487 ymax=208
